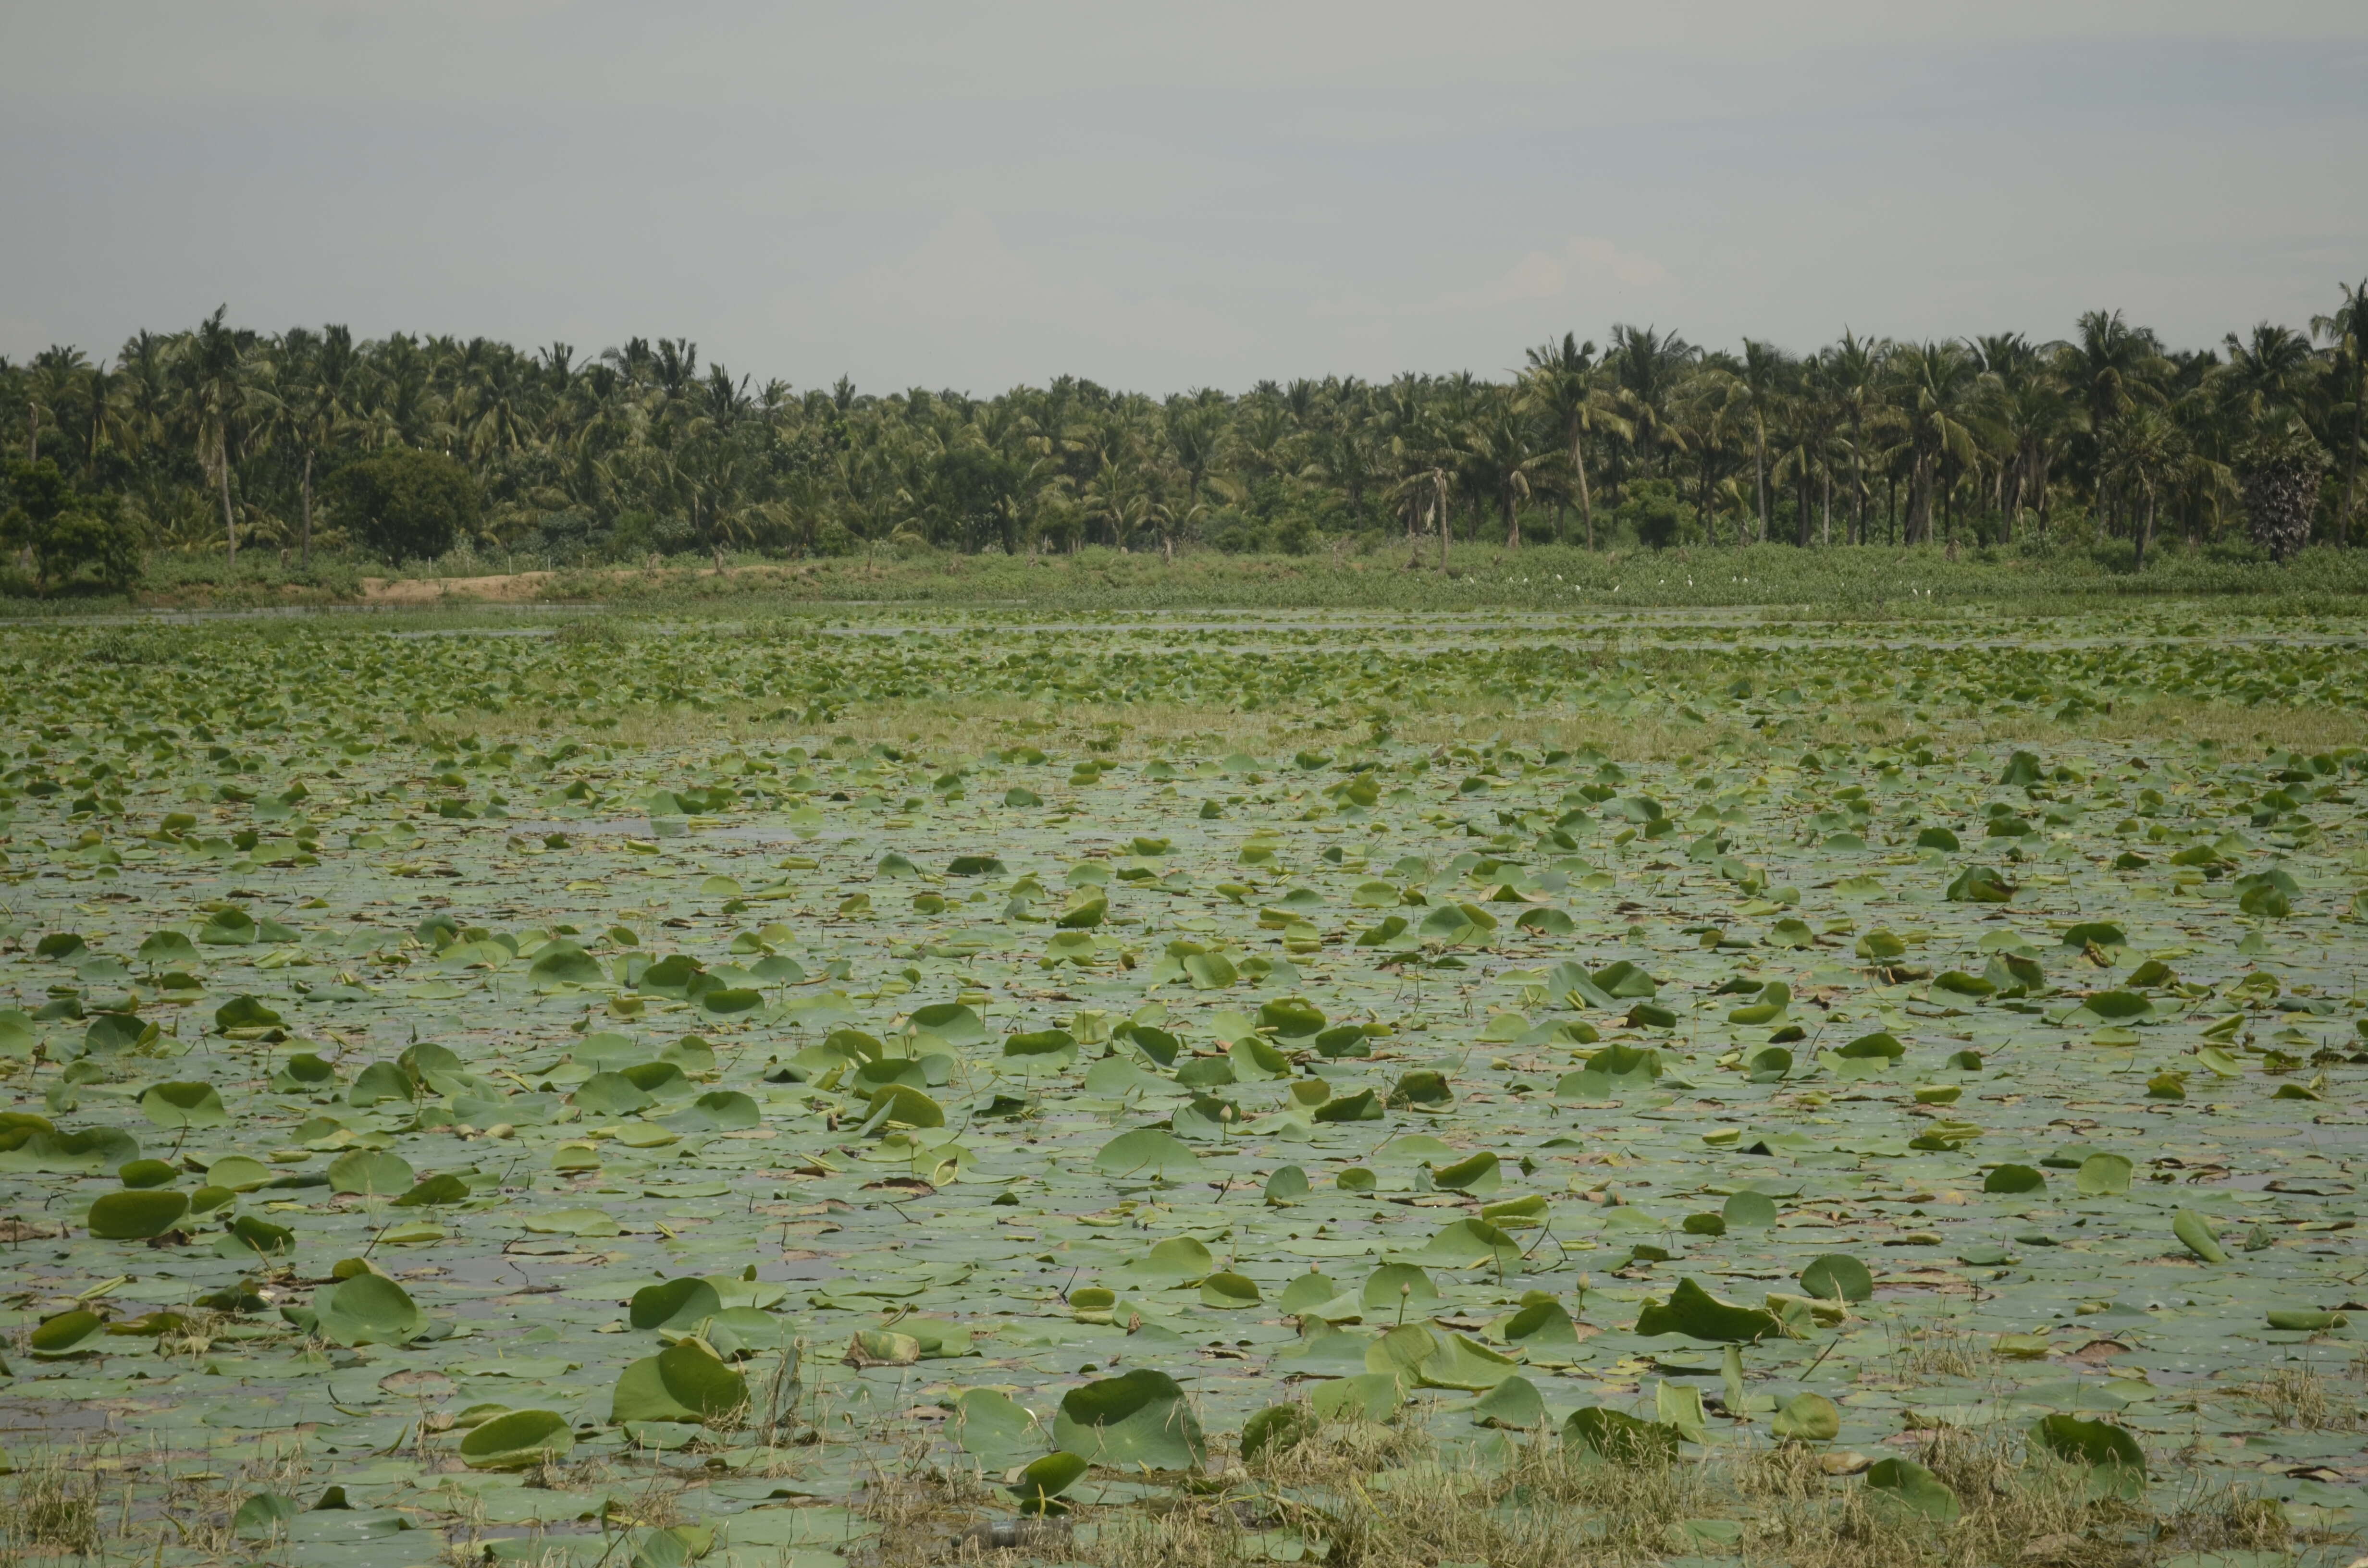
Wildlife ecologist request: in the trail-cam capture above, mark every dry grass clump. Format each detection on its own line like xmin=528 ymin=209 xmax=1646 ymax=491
xmin=1 ymin=1451 xmax=104 ymax=1561
xmin=2249 ymin=1363 xmax=2365 ymax=1432
xmin=1085 ymin=1412 xmax=1714 ymax=1568
xmin=1893 ymin=1322 xmax=1986 ymax=1383
xmin=1024 ymin=1418 xmax=2314 ymax=1568
xmin=851 ymin=1434 xmax=1007 ymax=1568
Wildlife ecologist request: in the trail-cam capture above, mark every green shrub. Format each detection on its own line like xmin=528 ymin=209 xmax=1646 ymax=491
xmin=328 ymin=450 xmax=481 ymax=564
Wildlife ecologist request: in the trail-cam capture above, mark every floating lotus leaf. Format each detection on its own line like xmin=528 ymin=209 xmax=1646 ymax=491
xmin=1052 ymin=1370 xmax=1205 ymax=1470
xmin=950 ymin=1387 xmax=1044 ymax=1470
xmin=327 ymin=1149 xmax=415 ymax=1196
xmin=459 ymin=1409 xmax=574 ymax=1470
xmin=1564 ymin=1406 xmax=1681 ymax=1464
xmin=1772 ymin=1392 xmax=1841 ymax=1441
xmin=1866 ymin=1458 xmax=1960 ymax=1521
xmin=1092 ymin=1128 xmax=1199 ymax=1177
xmin=139 ymin=1081 xmax=227 ymax=1129
xmin=1241 ymin=1404 xmax=1316 ymax=1460
xmin=87 ymin=1188 xmax=189 ymax=1239
xmin=1798 ymin=1254 xmax=1874 ymax=1304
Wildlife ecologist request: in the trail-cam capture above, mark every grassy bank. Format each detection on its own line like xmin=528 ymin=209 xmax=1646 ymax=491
xmin=10 ymin=539 xmax=2368 ymax=618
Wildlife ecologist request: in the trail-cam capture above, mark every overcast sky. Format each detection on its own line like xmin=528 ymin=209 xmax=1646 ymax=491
xmin=3 ymin=1 xmax=2363 ymax=393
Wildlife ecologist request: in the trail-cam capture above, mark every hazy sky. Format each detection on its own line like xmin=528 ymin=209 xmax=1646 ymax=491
xmin=3 ymin=1 xmax=2363 ymax=393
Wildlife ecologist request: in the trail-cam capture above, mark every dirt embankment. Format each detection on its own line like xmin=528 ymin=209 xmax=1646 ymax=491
xmin=360 ymin=570 xmax=560 ymax=603
xmin=358 ymin=563 xmax=827 ymax=603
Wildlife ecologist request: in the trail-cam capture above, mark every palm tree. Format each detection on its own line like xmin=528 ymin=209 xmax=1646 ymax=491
xmin=1737 ymin=340 xmax=1794 ymax=543
xmin=2219 ymin=323 xmax=2330 ymax=556
xmin=1671 ymin=360 xmax=1743 ymax=546
xmin=1982 ymin=372 xmax=2070 ymax=542
xmin=1521 ymin=334 xmax=1627 ymax=548
xmin=2061 ymin=309 xmax=2167 ymax=435
xmin=1823 ymin=332 xmax=1886 ymax=543
xmin=1889 ymin=343 xmax=1984 ymax=545
xmin=1305 ymin=398 xmax=1382 ymax=523
xmin=2099 ymin=406 xmax=2185 ymax=571
xmin=465 ymin=353 xmax=536 ymax=466
xmin=176 ymin=307 xmax=256 ymax=566
xmin=1165 ymin=400 xmax=1227 ymax=511
xmin=1459 ymin=400 xmax=1556 ymax=550
xmin=1605 ymin=324 xmax=1694 ymax=486
xmin=25 ymin=345 xmax=89 ymax=467
xmin=2219 ymin=322 xmax=2318 ymax=428
xmin=81 ymin=361 xmax=133 ymax=478
xmin=115 ymin=331 xmax=176 ymax=457
xmin=1792 ymin=355 xmax=1848 ymax=545
xmin=264 ymin=325 xmax=358 ymax=566
xmin=2311 ymin=278 xmax=2368 ymax=546
xmin=2057 ymin=310 xmax=2169 ymax=539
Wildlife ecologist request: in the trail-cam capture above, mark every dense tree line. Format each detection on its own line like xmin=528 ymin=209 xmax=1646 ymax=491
xmin=4 ymin=289 xmax=2365 ymax=589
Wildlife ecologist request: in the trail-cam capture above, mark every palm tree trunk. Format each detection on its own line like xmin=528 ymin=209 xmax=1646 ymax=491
xmin=219 ymin=434 xmax=237 ymax=569
xmin=1504 ymin=491 xmax=1519 ymax=551
xmin=1753 ymin=425 xmax=1768 ymax=544
xmin=1821 ymin=471 xmax=1832 ymax=547
xmin=299 ymin=448 xmax=313 ymax=569
xmin=1571 ymin=431 xmax=1594 ymax=550
xmin=2342 ymin=409 xmax=2362 ymax=549
xmin=1850 ymin=418 xmax=1865 ymax=543
xmin=1699 ymin=446 xmax=1717 ymax=547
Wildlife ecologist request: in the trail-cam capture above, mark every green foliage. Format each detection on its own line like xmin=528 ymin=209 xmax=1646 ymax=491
xmin=327 ymin=448 xmax=481 ymax=563
xmin=2 ymin=459 xmax=141 ymax=593
xmin=1613 ymin=479 xmax=1691 ymax=550
xmin=10 ymin=284 xmax=2368 ymax=598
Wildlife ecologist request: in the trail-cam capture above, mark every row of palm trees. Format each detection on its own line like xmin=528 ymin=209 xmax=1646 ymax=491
xmin=5 ymin=290 xmax=2363 ymax=568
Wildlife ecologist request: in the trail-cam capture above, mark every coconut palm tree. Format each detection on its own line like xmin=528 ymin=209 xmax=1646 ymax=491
xmin=1671 ymin=360 xmax=1744 ymax=546
xmin=1822 ymin=332 xmax=1887 ymax=543
xmin=1737 ymin=339 xmax=1796 ymax=544
xmin=2310 ymin=278 xmax=2368 ymax=546
xmin=1458 ymin=400 xmax=1557 ymax=550
xmin=24 ymin=345 xmax=89 ymax=468
xmin=114 ymin=331 xmax=176 ymax=457
xmin=79 ymin=361 xmax=134 ymax=480
xmin=264 ymin=325 xmax=359 ymax=567
xmin=175 ymin=307 xmax=258 ymax=566
xmin=1888 ymin=343 xmax=1985 ymax=545
xmin=2057 ymin=310 xmax=2170 ymax=538
xmin=2099 ymin=406 xmax=2187 ymax=570
xmin=2218 ymin=322 xmax=2319 ymax=428
xmin=1605 ymin=324 xmax=1694 ymax=486
xmin=1520 ymin=333 xmax=1628 ymax=549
